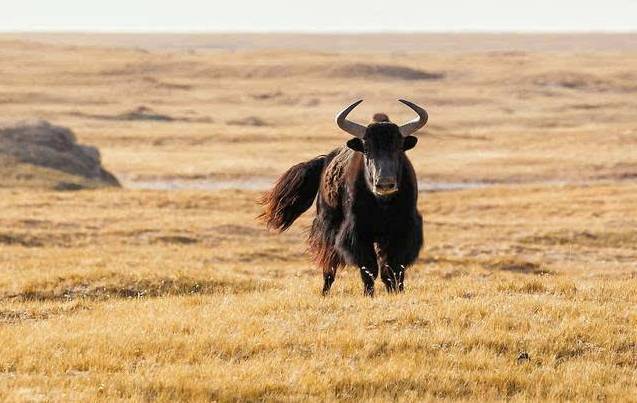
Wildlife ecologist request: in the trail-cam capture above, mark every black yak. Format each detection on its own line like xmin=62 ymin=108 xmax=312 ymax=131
xmin=260 ymin=100 xmax=427 ymax=296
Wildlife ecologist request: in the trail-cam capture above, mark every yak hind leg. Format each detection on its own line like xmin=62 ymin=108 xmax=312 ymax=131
xmin=312 ymin=235 xmax=344 ymax=296
xmin=309 ymin=208 xmax=346 ymax=296
xmin=317 ymin=252 xmax=343 ymax=296
xmin=322 ymin=266 xmax=337 ymax=296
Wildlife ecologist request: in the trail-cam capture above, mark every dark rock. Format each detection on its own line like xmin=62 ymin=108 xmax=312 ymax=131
xmin=54 ymin=182 xmax=87 ymax=191
xmin=0 ymin=120 xmax=120 ymax=188
xmin=517 ymin=352 xmax=530 ymax=362
xmin=226 ymin=116 xmax=268 ymax=127
xmin=118 ymin=106 xmax=175 ymax=122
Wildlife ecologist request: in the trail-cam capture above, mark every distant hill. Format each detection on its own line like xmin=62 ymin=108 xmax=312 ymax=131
xmin=3 ymin=32 xmax=637 ymax=52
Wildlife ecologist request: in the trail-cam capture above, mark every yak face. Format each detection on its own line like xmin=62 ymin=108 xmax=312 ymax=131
xmin=336 ymin=100 xmax=427 ymax=197
xmin=347 ymin=121 xmax=417 ymax=197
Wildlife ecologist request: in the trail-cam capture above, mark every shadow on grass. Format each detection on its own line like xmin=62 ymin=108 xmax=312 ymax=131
xmin=3 ymin=275 xmax=273 ymax=302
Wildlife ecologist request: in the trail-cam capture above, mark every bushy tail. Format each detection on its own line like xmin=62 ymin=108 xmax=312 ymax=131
xmin=259 ymin=155 xmax=325 ymax=232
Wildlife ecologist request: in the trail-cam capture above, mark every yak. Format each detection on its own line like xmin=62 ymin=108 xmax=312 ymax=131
xmin=260 ymin=100 xmax=428 ymax=296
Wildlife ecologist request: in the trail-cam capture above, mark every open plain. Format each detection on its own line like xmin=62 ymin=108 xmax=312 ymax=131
xmin=0 ymin=33 xmax=636 ymax=401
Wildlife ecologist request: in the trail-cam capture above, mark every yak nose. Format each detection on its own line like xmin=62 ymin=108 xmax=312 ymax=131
xmin=375 ymin=177 xmax=398 ymax=195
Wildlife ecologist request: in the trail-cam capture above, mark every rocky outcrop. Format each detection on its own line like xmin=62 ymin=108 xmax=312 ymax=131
xmin=0 ymin=120 xmax=120 ymax=189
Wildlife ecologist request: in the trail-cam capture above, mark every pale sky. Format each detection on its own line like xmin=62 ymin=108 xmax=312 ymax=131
xmin=2 ymin=0 xmax=636 ymax=32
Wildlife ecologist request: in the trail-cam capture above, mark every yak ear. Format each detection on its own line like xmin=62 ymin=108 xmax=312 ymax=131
xmin=402 ymin=136 xmax=418 ymax=151
xmin=346 ymin=138 xmax=364 ymax=152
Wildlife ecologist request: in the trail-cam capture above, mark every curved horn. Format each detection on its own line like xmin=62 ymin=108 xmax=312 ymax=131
xmin=398 ymin=99 xmax=428 ymax=137
xmin=336 ymin=100 xmax=367 ymax=138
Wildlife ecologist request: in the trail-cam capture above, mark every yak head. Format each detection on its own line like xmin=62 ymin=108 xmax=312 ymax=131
xmin=336 ymin=99 xmax=428 ymax=197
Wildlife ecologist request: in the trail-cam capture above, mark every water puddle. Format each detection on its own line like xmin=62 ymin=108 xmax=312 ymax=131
xmin=123 ymin=177 xmax=574 ymax=192
xmin=124 ymin=178 xmax=274 ymax=191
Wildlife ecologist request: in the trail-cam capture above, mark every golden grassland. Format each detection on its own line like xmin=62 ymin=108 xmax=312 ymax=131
xmin=1 ymin=185 xmax=636 ymax=401
xmin=0 ymin=34 xmax=636 ymax=401
xmin=1 ymin=35 xmax=637 ymax=184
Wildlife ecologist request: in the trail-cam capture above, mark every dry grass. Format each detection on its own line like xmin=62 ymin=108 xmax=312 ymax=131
xmin=0 ymin=34 xmax=636 ymax=401
xmin=1 ymin=34 xmax=637 ymax=184
xmin=0 ymin=186 xmax=635 ymax=401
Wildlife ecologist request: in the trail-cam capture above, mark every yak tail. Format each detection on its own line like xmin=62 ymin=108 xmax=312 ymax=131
xmin=259 ymin=155 xmax=325 ymax=232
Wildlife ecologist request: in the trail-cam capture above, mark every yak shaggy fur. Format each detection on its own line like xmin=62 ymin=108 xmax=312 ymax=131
xmin=260 ymin=122 xmax=423 ymax=296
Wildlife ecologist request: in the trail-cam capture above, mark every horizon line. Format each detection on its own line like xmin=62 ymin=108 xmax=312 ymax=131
xmin=2 ymin=29 xmax=637 ymax=35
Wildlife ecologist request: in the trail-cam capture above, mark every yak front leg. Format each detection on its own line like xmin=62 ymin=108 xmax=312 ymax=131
xmin=395 ymin=264 xmax=406 ymax=292
xmin=351 ymin=243 xmax=378 ymax=297
xmin=381 ymin=262 xmax=406 ymax=293
xmin=376 ymin=243 xmax=398 ymax=293
xmin=336 ymin=218 xmax=379 ymax=297
xmin=375 ymin=243 xmax=408 ymax=293
xmin=378 ymin=214 xmax=422 ymax=294
xmin=359 ymin=265 xmax=378 ymax=297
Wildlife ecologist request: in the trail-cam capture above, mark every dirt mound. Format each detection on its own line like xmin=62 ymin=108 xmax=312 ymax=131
xmin=528 ymin=71 xmax=610 ymax=91
xmin=226 ymin=116 xmax=268 ymax=127
xmin=0 ymin=120 xmax=120 ymax=189
xmin=2 ymin=273 xmax=269 ymax=301
xmin=118 ymin=106 xmax=176 ymax=121
xmin=71 ymin=106 xmax=213 ymax=123
xmin=326 ymin=63 xmax=444 ymax=80
xmin=201 ymin=62 xmax=443 ymax=81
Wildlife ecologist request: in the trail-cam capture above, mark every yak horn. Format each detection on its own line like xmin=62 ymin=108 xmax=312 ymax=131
xmin=398 ymin=99 xmax=428 ymax=137
xmin=336 ymin=100 xmax=367 ymax=138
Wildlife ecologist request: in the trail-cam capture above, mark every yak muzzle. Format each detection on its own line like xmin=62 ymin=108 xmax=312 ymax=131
xmin=374 ymin=178 xmax=398 ymax=196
